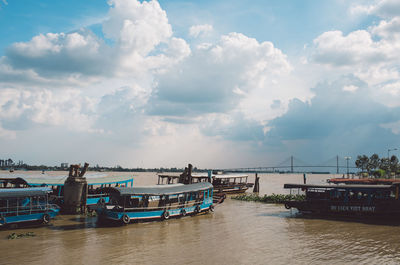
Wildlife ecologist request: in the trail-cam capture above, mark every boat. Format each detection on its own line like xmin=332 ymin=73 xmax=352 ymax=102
xmin=0 ymin=187 xmax=60 ymax=227
xmin=158 ymin=171 xmax=253 ymax=194
xmin=283 ymin=183 xmax=400 ymax=217
xmin=0 ymin=177 xmax=30 ymax=188
xmin=96 ymin=182 xmax=214 ymax=225
xmin=157 ymin=173 xmax=210 ymax=184
xmin=26 ymin=175 xmax=134 ymax=211
xmin=328 ymin=178 xmax=400 ymax=185
xmin=211 ymin=174 xmax=253 ymax=194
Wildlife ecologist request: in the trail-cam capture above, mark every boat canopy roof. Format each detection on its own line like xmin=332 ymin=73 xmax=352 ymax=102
xmin=213 ymin=174 xmax=248 ymax=179
xmin=158 ymin=174 xmax=210 ymax=179
xmin=284 ymin=183 xmax=393 ymax=190
xmin=328 ymin=178 xmax=400 ymax=185
xmin=0 ymin=187 xmax=52 ymax=198
xmin=0 ymin=177 xmax=29 ymax=186
xmin=26 ymin=175 xmax=134 ymax=186
xmin=105 ymin=182 xmax=213 ymax=196
xmin=158 ymin=173 xmax=248 ymax=179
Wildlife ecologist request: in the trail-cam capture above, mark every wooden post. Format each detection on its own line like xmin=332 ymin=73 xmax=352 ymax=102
xmin=82 ymin=183 xmax=88 ymax=214
xmin=187 ymin=164 xmax=193 ymax=184
xmin=253 ymin=173 xmax=259 ymax=193
xmin=79 ymin=163 xmax=89 ymax=178
xmin=179 ymin=167 xmax=188 ymax=183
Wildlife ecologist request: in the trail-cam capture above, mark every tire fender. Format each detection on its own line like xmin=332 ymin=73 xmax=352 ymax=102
xmin=163 ymin=211 xmax=170 ymax=220
xmin=122 ymin=214 xmax=130 ymax=225
xmin=42 ymin=213 xmax=50 ymax=224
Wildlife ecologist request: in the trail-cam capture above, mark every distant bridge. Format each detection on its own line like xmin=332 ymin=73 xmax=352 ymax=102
xmin=221 ymin=156 xmax=357 ymax=174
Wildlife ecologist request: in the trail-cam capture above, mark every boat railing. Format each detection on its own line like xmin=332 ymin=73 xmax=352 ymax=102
xmin=87 ymin=193 xmax=108 ymax=198
xmin=213 ymin=183 xmax=248 ymax=190
xmin=0 ymin=203 xmax=59 ymax=217
xmin=106 ymin=199 xmax=208 ymax=212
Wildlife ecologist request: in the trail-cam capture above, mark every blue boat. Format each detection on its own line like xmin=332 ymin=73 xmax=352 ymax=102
xmin=96 ymin=182 xmax=214 ymax=224
xmin=0 ymin=187 xmax=60 ymax=227
xmin=26 ymin=175 xmax=134 ymax=210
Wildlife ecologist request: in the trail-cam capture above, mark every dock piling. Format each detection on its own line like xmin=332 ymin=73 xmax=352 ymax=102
xmin=63 ymin=163 xmax=89 ymax=214
xmin=253 ymin=173 xmax=260 ymax=193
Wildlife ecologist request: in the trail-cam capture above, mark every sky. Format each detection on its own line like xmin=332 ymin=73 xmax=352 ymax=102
xmin=1 ymin=0 xmax=400 ymax=168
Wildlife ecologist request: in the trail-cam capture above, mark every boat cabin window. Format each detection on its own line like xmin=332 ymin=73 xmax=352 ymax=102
xmin=306 ymin=189 xmax=329 ymax=200
xmin=307 ymin=188 xmax=395 ymax=201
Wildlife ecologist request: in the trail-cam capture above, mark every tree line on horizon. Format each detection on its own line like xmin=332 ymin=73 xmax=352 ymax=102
xmin=355 ymin=154 xmax=399 ymax=177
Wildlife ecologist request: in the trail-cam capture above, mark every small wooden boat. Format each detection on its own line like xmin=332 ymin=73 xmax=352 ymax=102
xmin=212 ymin=174 xmax=253 ymax=194
xmin=157 ymin=174 xmax=210 ymax=185
xmin=0 ymin=187 xmax=60 ymax=227
xmin=158 ymin=172 xmax=253 ymax=194
xmin=284 ymin=183 xmax=400 ymax=217
xmin=96 ymin=182 xmax=214 ymax=225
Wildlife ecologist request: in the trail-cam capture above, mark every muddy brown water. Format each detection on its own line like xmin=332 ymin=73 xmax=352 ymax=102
xmin=1 ymin=172 xmax=400 ymax=264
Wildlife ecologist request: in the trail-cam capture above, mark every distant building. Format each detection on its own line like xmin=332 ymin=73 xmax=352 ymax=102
xmin=61 ymin=163 xmax=69 ymax=169
xmin=0 ymin=159 xmax=14 ymax=167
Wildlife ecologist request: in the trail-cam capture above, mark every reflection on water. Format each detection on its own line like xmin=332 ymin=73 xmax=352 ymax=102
xmin=1 ymin=172 xmax=400 ymax=264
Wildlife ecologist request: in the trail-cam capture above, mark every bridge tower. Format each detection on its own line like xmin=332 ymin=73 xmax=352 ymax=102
xmin=336 ymin=155 xmax=339 ymax=174
xmin=291 ymin=156 xmax=294 ymax=173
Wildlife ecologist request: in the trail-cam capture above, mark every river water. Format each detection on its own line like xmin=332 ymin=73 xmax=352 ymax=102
xmin=1 ymin=171 xmax=400 ymax=265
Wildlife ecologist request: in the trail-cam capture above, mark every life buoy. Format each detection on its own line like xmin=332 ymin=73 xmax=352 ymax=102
xmin=42 ymin=213 xmax=50 ymax=224
xmin=163 ymin=211 xmax=170 ymax=220
xmin=122 ymin=214 xmax=130 ymax=224
xmin=181 ymin=209 xmax=186 ymax=216
xmin=284 ymin=203 xmax=291 ymax=209
xmin=209 ymin=205 xmax=215 ymax=212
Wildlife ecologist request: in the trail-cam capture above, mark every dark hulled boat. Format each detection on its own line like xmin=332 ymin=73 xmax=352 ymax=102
xmin=284 ymin=183 xmax=400 ymax=217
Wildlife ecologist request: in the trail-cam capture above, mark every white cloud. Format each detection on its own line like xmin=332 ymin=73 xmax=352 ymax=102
xmin=313 ymin=30 xmax=390 ymax=67
xmin=189 ymin=24 xmax=213 ymax=38
xmin=103 ymin=0 xmax=172 ymax=48
xmin=1 ymin=0 xmax=189 ymax=87
xmin=0 ymin=88 xmax=99 ymax=135
xmin=149 ymin=32 xmax=295 ymax=122
xmin=349 ymin=3 xmax=374 ymax=16
xmin=370 ymin=17 xmax=400 ymax=40
xmin=311 ymin=18 xmax=400 ymax=107
xmin=350 ymin=0 xmax=400 ymax=18
xmin=5 ymin=29 xmax=109 ymax=79
xmin=371 ymin=0 xmax=400 ymax=18
xmin=381 ymin=120 xmax=400 ymax=134
xmin=343 ymin=85 xmax=358 ymax=92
